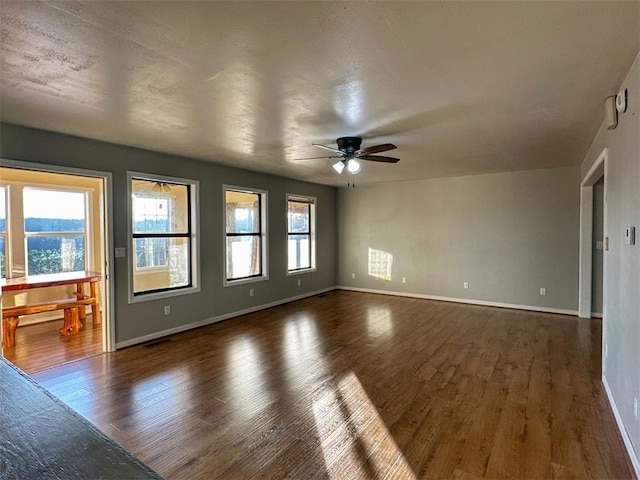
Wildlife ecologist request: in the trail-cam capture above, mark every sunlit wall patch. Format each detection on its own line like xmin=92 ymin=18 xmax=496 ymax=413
xmin=368 ymin=247 xmax=393 ymax=281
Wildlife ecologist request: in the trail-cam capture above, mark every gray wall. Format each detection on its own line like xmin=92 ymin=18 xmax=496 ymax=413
xmin=0 ymin=123 xmax=337 ymax=345
xmin=581 ymin=52 xmax=640 ymax=464
xmin=338 ymin=166 xmax=580 ymax=312
xmin=591 ymin=177 xmax=604 ymax=315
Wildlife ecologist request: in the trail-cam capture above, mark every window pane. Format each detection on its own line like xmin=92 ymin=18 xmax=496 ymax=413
xmin=0 ymin=236 xmax=5 ymax=279
xmin=135 ymin=238 xmax=168 ymax=269
xmin=288 ymin=234 xmax=310 ymax=270
xmin=226 ymin=191 xmax=259 ymax=234
xmin=0 ymin=187 xmax=5 ymax=233
xmin=24 ymin=189 xmax=86 ymax=232
xmin=132 ymin=179 xmax=189 ymax=234
xmin=133 ymin=237 xmax=190 ymax=293
xmin=288 ymin=201 xmax=310 ymax=233
xmin=226 ymin=236 xmax=261 ymax=279
xmin=27 ymin=236 xmax=85 ymax=275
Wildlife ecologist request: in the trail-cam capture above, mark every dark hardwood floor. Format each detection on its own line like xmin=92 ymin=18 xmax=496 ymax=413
xmin=28 ymin=291 xmax=634 ymax=479
xmin=4 ymin=314 xmax=103 ymax=374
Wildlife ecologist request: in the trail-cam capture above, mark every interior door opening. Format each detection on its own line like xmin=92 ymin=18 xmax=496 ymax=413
xmin=0 ymin=164 xmax=112 ymax=374
xmin=578 ymin=147 xmax=608 ymax=378
xmin=592 ymin=176 xmax=605 ymax=319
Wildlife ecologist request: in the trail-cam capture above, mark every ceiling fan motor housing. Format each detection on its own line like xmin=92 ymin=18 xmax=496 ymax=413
xmin=336 ymin=136 xmax=362 ymax=155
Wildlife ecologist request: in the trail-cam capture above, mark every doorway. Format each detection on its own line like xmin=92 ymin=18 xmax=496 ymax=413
xmin=578 ymin=147 xmax=608 ymax=375
xmin=591 ymin=176 xmax=605 ymax=318
xmin=0 ymin=161 xmax=114 ymax=374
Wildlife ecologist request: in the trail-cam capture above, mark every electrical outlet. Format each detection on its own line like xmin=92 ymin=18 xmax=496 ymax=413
xmin=604 ymin=343 xmax=608 ymax=358
xmin=249 ymin=288 xmax=254 ymax=297
xmin=634 ymin=397 xmax=638 ymax=421
xmin=463 ymin=282 xmax=469 ymax=289
xmin=402 ymin=277 xmax=407 ymax=284
xmin=297 ymin=279 xmax=301 ymax=286
xmin=540 ymin=288 xmax=547 ymax=296
xmin=164 ymin=305 xmax=171 ymax=316
xmin=351 ymin=273 xmax=356 ymax=279
xmin=115 ymin=247 xmax=126 ymax=258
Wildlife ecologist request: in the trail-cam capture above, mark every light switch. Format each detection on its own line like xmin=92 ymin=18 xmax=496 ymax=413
xmin=625 ymin=226 xmax=635 ymax=245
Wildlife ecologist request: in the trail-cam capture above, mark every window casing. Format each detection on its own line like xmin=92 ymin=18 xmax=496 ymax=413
xmin=128 ymin=173 xmax=200 ymax=302
xmin=0 ymin=183 xmax=92 ymax=279
xmin=224 ymin=186 xmax=268 ymax=285
xmin=0 ymin=186 xmax=7 ymax=278
xmin=287 ymin=194 xmax=316 ymax=273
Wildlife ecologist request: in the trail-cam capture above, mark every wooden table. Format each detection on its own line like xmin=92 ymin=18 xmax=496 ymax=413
xmin=1 ymin=271 xmax=102 ymax=348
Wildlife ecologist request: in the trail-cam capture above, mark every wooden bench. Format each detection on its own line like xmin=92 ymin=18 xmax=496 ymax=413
xmin=2 ymin=298 xmax=96 ymax=349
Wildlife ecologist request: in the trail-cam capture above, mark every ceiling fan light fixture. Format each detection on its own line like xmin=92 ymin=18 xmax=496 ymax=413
xmin=152 ymin=182 xmax=172 ymax=193
xmin=347 ymin=159 xmax=361 ymax=174
xmin=332 ymin=160 xmax=345 ymax=174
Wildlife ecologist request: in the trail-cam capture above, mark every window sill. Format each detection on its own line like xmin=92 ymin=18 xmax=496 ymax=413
xmin=224 ymin=275 xmax=269 ymax=288
xmin=129 ymin=284 xmax=201 ymax=304
xmin=286 ymin=268 xmax=316 ymax=276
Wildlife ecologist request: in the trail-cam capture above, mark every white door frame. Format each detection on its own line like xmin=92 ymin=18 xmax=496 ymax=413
xmin=578 ymin=147 xmax=608 ymax=320
xmin=0 ymin=158 xmax=116 ymax=353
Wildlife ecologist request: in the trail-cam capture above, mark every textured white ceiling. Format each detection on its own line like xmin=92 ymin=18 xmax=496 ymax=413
xmin=1 ymin=1 xmax=638 ymax=185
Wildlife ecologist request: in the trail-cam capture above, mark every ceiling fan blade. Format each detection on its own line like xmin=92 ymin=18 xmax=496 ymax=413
xmin=293 ymin=155 xmax=344 ymax=161
xmin=358 ymin=155 xmax=400 ymax=163
xmin=312 ymin=143 xmax=344 ymax=154
xmin=355 ymin=143 xmax=397 ymax=155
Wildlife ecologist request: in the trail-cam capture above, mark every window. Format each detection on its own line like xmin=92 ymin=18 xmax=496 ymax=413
xmin=134 ymin=196 xmax=170 ymax=269
xmin=23 ymin=188 xmax=88 ymax=275
xmin=287 ymin=194 xmax=316 ymax=273
xmin=129 ymin=174 xmax=200 ymax=300
xmin=0 ymin=186 xmax=6 ymax=278
xmin=224 ymin=186 xmax=267 ymax=284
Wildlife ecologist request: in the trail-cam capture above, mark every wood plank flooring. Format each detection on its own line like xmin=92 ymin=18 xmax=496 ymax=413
xmin=29 ymin=291 xmax=635 ymax=479
xmin=3 ymin=314 xmax=102 ymax=374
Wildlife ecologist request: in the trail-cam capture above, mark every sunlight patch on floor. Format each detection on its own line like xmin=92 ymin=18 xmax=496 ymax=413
xmin=366 ymin=305 xmax=394 ymax=338
xmin=313 ymin=370 xmax=416 ymax=478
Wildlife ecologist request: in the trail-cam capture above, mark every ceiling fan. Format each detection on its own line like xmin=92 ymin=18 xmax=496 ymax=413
xmin=296 ymin=136 xmax=399 ymax=175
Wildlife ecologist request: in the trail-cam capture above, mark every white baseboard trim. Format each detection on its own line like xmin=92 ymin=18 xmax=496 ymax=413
xmin=336 ymin=286 xmax=578 ymax=316
xmin=115 ymin=286 xmax=336 ymax=349
xmin=603 ymin=375 xmax=640 ymax=478
xmin=591 ymin=312 xmax=603 ymax=318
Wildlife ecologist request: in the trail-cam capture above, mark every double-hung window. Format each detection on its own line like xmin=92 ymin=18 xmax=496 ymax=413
xmin=287 ymin=194 xmax=316 ymax=273
xmin=224 ymin=186 xmax=267 ymax=284
xmin=0 ymin=182 xmax=92 ymax=279
xmin=129 ymin=174 xmax=200 ymax=300
xmin=23 ymin=187 xmax=88 ymax=275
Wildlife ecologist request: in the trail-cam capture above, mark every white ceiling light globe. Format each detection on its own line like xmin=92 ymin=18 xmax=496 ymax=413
xmin=347 ymin=159 xmax=361 ymax=174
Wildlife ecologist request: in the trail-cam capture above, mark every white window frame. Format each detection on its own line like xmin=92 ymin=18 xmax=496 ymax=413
xmin=127 ymin=172 xmax=200 ymax=303
xmin=223 ymin=185 xmax=268 ymax=287
xmin=0 ymin=185 xmax=8 ymax=278
xmin=1 ymin=181 xmax=94 ymax=278
xmin=23 ymin=186 xmax=92 ymax=276
xmin=286 ymin=193 xmax=316 ymax=275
